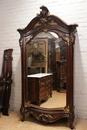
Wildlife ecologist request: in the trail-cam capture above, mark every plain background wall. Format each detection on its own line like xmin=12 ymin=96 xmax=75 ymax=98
xmin=0 ymin=0 xmax=87 ymax=119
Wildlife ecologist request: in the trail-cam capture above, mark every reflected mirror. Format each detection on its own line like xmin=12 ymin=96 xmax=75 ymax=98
xmin=27 ymin=32 xmax=67 ymax=108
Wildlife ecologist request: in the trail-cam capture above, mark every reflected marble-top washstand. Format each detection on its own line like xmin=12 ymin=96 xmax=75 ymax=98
xmin=27 ymin=73 xmax=66 ymax=108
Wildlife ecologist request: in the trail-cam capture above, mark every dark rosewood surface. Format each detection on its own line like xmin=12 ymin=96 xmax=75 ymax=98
xmin=0 ymin=49 xmax=13 ymax=115
xmin=17 ymin=6 xmax=78 ymax=129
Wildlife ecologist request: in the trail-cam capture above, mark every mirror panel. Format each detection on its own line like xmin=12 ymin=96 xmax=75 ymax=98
xmin=27 ymin=32 xmax=67 ymax=108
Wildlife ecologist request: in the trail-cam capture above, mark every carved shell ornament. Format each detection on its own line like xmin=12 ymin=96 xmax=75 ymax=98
xmin=39 ymin=6 xmax=49 ymax=18
xmin=34 ymin=6 xmax=58 ymax=28
xmin=39 ymin=113 xmax=53 ymax=123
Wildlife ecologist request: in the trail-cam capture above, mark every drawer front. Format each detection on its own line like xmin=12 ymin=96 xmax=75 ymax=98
xmin=39 ymin=80 xmax=52 ymax=92
xmin=39 ymin=75 xmax=53 ymax=83
xmin=39 ymin=75 xmax=53 ymax=101
xmin=39 ymin=91 xmax=48 ymax=100
xmin=39 ymin=88 xmax=52 ymax=100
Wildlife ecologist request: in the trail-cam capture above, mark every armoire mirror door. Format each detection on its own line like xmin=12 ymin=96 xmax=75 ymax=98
xmin=17 ymin=6 xmax=78 ymax=129
xmin=27 ymin=33 xmax=67 ymax=107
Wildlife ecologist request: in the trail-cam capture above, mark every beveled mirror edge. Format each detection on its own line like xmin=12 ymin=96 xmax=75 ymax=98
xmin=17 ymin=6 xmax=78 ymax=129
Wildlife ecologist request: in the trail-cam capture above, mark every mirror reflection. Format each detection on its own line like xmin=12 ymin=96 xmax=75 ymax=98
xmin=27 ymin=32 xmax=67 ymax=108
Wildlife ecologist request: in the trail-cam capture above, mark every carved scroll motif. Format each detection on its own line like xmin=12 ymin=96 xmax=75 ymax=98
xmin=19 ymin=35 xmax=33 ymax=47
xmin=63 ymin=34 xmax=75 ymax=46
xmin=49 ymin=20 xmax=58 ymax=26
xmin=19 ymin=39 xmax=23 ymax=46
xmin=71 ymin=35 xmax=75 ymax=44
xmin=63 ymin=37 xmax=70 ymax=46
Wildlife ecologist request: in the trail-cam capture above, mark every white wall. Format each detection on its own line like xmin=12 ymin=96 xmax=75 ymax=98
xmin=0 ymin=0 xmax=87 ymax=119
